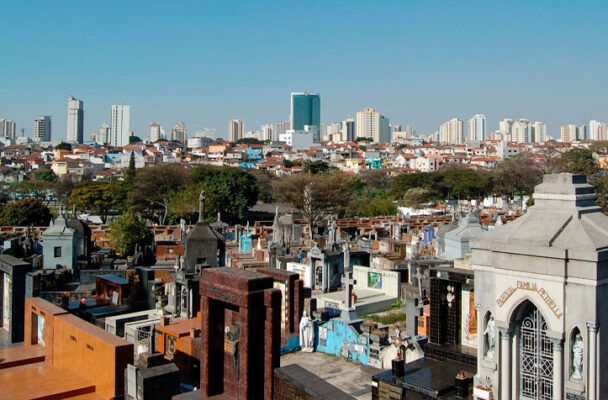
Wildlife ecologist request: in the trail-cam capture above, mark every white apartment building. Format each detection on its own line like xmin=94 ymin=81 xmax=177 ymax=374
xmin=261 ymin=124 xmax=273 ymax=142
xmin=356 ymin=108 xmax=390 ymax=143
xmin=467 ymin=114 xmax=486 ymax=143
xmin=66 ymin=96 xmax=84 ymax=144
xmin=111 ymin=104 xmax=131 ymax=147
xmin=149 ymin=122 xmax=162 ymax=142
xmin=439 ymin=118 xmax=464 ymax=144
xmin=97 ymin=122 xmax=110 ymax=145
xmin=589 ymin=120 xmax=608 ymax=141
xmin=325 ymin=123 xmax=342 ymax=142
xmin=279 ymin=125 xmax=316 ymax=149
xmin=511 ymin=119 xmax=529 ymax=143
xmin=171 ymin=122 xmax=187 ymax=143
xmin=414 ymin=156 xmax=436 ymax=172
xmin=530 ymin=121 xmax=547 ymax=143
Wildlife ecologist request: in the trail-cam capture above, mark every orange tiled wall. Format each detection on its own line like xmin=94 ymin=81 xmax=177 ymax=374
xmin=53 ymin=314 xmax=133 ymax=399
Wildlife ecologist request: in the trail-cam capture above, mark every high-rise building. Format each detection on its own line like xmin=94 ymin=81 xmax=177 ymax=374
xmin=356 ymin=108 xmax=390 ymax=143
xmin=274 ymin=121 xmax=291 ymax=141
xmin=66 ymin=96 xmax=84 ymax=144
xmin=499 ymin=118 xmax=514 ymax=136
xmin=342 ymin=118 xmax=355 ymax=142
xmin=228 ymin=119 xmax=244 ymax=142
xmin=0 ymin=119 xmax=16 ymax=139
xmin=439 ymin=118 xmax=464 ymax=144
xmin=589 ymin=120 xmax=608 ymax=141
xmin=261 ymin=124 xmax=273 ymax=142
xmin=325 ymin=123 xmax=342 ymax=142
xmin=290 ymin=91 xmax=320 ymax=141
xmin=589 ymin=120 xmax=601 ymax=141
xmin=97 ymin=122 xmax=110 ymax=145
xmin=111 ymin=104 xmax=131 ymax=147
xmin=511 ymin=119 xmax=529 ymax=143
xmin=149 ymin=122 xmax=162 ymax=142
xmin=467 ymin=114 xmax=486 ymax=142
xmin=171 ymin=122 xmax=187 ymax=143
xmin=560 ymin=124 xmax=578 ymax=142
xmin=530 ymin=121 xmax=547 ymax=143
xmin=34 ymin=115 xmax=51 ymax=141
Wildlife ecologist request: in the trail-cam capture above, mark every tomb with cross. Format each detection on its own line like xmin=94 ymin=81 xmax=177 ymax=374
xmin=340 ymin=269 xmax=359 ymax=321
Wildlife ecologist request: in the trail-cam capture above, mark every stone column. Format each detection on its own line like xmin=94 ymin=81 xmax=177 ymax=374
xmin=552 ymin=338 xmax=563 ymax=400
xmin=500 ymin=328 xmax=512 ymax=400
xmin=474 ymin=303 xmax=482 ymax=372
xmin=587 ymin=322 xmax=599 ymax=400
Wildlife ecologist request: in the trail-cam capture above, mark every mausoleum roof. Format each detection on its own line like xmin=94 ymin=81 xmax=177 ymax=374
xmin=472 ymin=174 xmax=608 ymax=261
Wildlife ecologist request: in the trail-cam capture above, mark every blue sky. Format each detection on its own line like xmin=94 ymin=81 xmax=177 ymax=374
xmin=1 ymin=1 xmax=607 ymax=140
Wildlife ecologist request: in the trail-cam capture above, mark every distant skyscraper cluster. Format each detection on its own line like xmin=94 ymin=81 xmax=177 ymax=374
xmin=66 ymin=96 xmax=84 ymax=144
xmin=497 ymin=118 xmax=547 ymax=143
xmin=10 ymin=90 xmax=608 ymax=146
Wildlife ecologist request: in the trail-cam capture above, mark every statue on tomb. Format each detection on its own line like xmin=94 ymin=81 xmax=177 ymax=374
xmin=571 ymin=333 xmax=584 ymax=380
xmin=484 ymin=315 xmax=496 ymax=359
xmin=343 ymin=243 xmax=351 ymax=271
xmin=299 ymin=311 xmax=315 ymax=352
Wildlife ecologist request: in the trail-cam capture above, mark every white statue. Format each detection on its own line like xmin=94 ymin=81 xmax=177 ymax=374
xmin=571 ymin=333 xmax=584 ymax=380
xmin=484 ymin=315 xmax=496 ymax=359
xmin=299 ymin=311 xmax=315 ymax=352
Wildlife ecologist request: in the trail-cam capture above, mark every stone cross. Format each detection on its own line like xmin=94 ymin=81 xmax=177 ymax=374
xmin=413 ymin=266 xmax=425 ymax=298
xmin=342 ymin=270 xmax=357 ymax=310
xmin=198 ymin=190 xmax=205 ymax=222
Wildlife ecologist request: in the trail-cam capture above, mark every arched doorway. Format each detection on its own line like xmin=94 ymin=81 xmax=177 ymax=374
xmin=518 ymin=303 xmax=553 ymax=400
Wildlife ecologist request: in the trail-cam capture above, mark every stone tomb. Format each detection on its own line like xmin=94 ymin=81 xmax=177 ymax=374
xmin=198 ymin=268 xmax=281 ymax=400
xmin=472 ymin=174 xmax=608 ymax=400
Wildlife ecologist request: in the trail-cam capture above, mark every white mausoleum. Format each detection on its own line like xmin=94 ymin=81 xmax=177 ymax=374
xmin=471 ymin=174 xmax=607 ymax=400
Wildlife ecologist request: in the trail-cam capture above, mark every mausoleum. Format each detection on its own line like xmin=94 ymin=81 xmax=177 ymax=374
xmin=472 ymin=174 xmax=608 ymax=400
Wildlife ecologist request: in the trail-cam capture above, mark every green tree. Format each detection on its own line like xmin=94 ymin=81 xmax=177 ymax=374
xmin=303 ymin=160 xmax=335 ymax=174
xmin=554 ymin=148 xmax=599 ymax=176
xmin=109 ymin=213 xmax=153 ymax=257
xmin=0 ymin=198 xmax=52 ymax=226
xmin=55 ymin=142 xmax=72 ymax=151
xmin=493 ymin=155 xmax=543 ymax=197
xmin=273 ymin=172 xmax=354 ymax=237
xmin=128 ymin=164 xmax=191 ymax=224
xmin=68 ymin=183 xmax=121 ymax=223
xmin=358 ymin=195 xmax=397 ymax=216
xmin=167 ymin=183 xmax=214 ymax=223
xmin=191 ymin=167 xmax=259 ymax=224
xmin=16 ymin=180 xmax=55 ymax=205
xmin=403 ymin=187 xmax=433 ymax=208
xmin=235 ymin=138 xmax=264 ymax=145
xmin=37 ymin=168 xmax=58 ymax=183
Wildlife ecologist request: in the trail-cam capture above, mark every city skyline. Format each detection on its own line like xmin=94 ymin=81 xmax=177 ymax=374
xmin=1 ymin=1 xmax=607 ymax=141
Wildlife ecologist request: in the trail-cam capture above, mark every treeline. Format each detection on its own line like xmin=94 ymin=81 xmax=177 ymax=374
xmin=1 ymin=147 xmax=606 ymax=230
